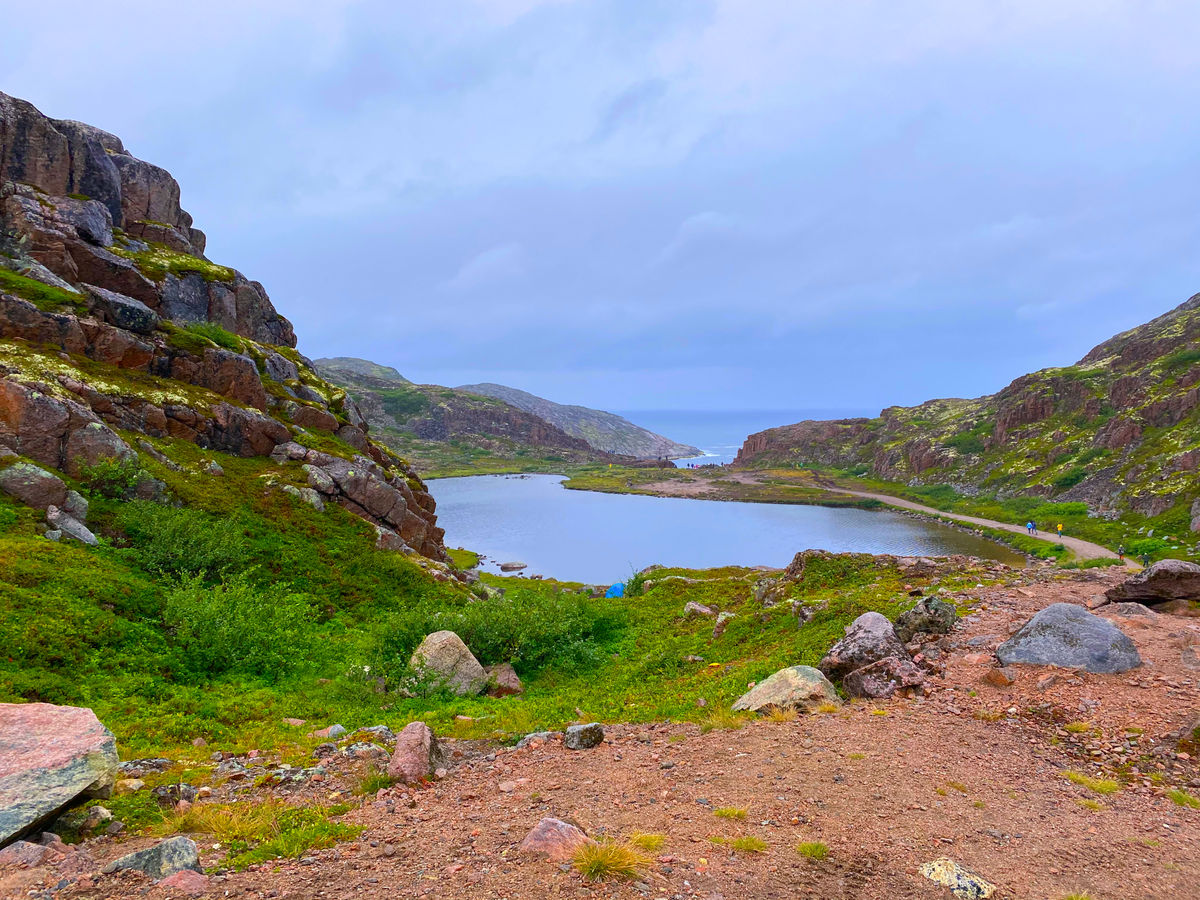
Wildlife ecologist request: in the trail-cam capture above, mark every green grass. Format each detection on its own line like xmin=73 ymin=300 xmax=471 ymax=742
xmin=1066 ymin=771 xmax=1121 ymax=795
xmin=796 ymin=841 xmax=829 ymax=860
xmin=446 ymin=547 xmax=480 ymax=569
xmin=1167 ymin=788 xmax=1200 ymax=809
xmin=0 ymin=266 xmax=88 ymax=313
xmin=111 ymin=241 xmax=236 ymax=283
xmin=164 ymin=801 xmax=360 ymax=870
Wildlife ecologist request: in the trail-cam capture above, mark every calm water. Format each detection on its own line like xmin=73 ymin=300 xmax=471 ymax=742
xmin=430 ymin=474 xmax=1024 ymax=583
xmin=615 ymin=409 xmax=876 ymax=466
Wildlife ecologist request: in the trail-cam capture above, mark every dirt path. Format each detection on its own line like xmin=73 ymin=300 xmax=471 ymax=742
xmin=33 ymin=569 xmax=1200 ymax=900
xmin=821 ymin=485 xmax=1130 ymax=564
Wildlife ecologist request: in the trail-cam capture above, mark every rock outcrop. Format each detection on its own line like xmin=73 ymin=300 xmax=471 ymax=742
xmin=995 ymin=603 xmax=1141 ymax=673
xmin=734 ymin=293 xmax=1200 ymax=525
xmin=386 ymin=722 xmax=447 ymax=783
xmin=102 ymin=836 xmax=200 ymax=879
xmin=0 ymin=703 xmax=118 ymax=847
xmin=817 ymin=612 xmax=908 ymax=681
xmin=1104 ymin=560 xmax=1200 ymax=606
xmin=0 ymin=91 xmax=446 ymax=561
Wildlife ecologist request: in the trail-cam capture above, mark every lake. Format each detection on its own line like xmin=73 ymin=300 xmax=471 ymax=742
xmin=429 ymin=474 xmax=1025 ymax=583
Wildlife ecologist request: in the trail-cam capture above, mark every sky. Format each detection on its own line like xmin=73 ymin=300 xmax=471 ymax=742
xmin=4 ymin=1 xmax=1200 ymax=413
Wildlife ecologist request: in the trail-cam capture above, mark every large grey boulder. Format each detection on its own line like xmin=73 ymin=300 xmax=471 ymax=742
xmin=732 ymin=665 xmax=840 ymax=713
xmin=818 ymin=612 xmax=908 ymax=681
xmin=46 ymin=505 xmax=97 ymax=545
xmin=102 ymin=836 xmax=200 ymax=879
xmin=1105 ymin=560 xmax=1200 ymax=606
xmin=83 ymin=284 xmax=157 ymax=334
xmin=996 ymin=603 xmax=1141 ymax=673
xmin=894 ymin=597 xmax=957 ymax=643
xmin=410 ymin=631 xmax=486 ymax=696
xmin=0 ymin=703 xmax=118 ymax=847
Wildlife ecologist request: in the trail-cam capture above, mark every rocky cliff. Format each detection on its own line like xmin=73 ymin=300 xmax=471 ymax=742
xmin=316 ymin=358 xmax=615 ymax=471
xmin=0 ymin=92 xmax=445 ymax=560
xmin=456 ymin=382 xmax=700 ymax=459
xmin=736 ymin=294 xmax=1200 ymax=524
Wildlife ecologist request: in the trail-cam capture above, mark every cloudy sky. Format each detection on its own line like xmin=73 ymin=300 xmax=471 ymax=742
xmin=5 ymin=1 xmax=1200 ymax=412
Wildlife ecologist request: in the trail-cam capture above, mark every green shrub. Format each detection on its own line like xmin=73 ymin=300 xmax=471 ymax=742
xmin=944 ymin=433 xmax=985 ymax=454
xmin=372 ymin=585 xmax=622 ymax=680
xmin=164 ymin=576 xmax=317 ymax=680
xmin=1126 ymin=537 xmax=1168 ymax=557
xmin=116 ymin=502 xmax=248 ymax=579
xmin=77 ymin=456 xmax=145 ymax=500
xmin=1052 ymin=467 xmax=1088 ymax=491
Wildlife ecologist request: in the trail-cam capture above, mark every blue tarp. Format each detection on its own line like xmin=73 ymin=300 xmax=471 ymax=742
xmin=605 ymin=582 xmax=625 ymax=598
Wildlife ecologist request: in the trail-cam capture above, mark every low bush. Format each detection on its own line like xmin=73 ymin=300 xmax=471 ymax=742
xmin=116 ymin=501 xmax=248 ymax=579
xmin=164 ymin=576 xmax=318 ymax=680
xmin=77 ymin=456 xmax=145 ymax=500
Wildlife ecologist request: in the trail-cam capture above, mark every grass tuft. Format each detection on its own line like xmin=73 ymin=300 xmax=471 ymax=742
xmin=1167 ymin=788 xmax=1200 ymax=809
xmin=1076 ymin=798 xmax=1104 ymax=811
xmin=765 ymin=707 xmax=797 ymax=724
xmin=1066 ymin=771 xmax=1120 ymax=795
xmin=627 ymin=831 xmax=666 ymax=852
xmin=796 ymin=840 xmax=829 ymax=860
xmin=710 ymin=835 xmax=767 ymax=853
xmin=699 ymin=709 xmax=749 ymax=733
xmin=572 ymin=840 xmax=650 ymax=882
xmin=713 ymin=806 xmax=748 ymax=820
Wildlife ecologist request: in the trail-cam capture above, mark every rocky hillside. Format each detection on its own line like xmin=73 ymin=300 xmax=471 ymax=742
xmin=457 ymin=382 xmax=699 ymax=459
xmin=736 ymin=294 xmax=1200 ymax=527
xmin=316 ymin=358 xmax=614 ymax=473
xmin=0 ymin=91 xmax=446 ymax=559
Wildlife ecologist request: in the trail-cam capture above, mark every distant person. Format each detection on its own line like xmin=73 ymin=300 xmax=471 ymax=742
xmin=1117 ymin=544 xmax=1125 ymax=562
xmin=1140 ymin=553 xmax=1151 ymax=568
xmin=1025 ymin=521 xmax=1034 ymax=535
xmin=1056 ymin=523 xmax=1064 ymax=539
xmin=1030 ymin=521 xmax=1037 ymax=535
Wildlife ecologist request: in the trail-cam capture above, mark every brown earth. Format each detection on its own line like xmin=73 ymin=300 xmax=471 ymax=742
xmin=7 ymin=569 xmax=1199 ymax=900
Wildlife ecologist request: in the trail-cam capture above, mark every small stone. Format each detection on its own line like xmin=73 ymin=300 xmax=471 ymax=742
xmin=115 ymin=778 xmax=144 ymax=794
xmin=103 ymin=836 xmax=201 ymax=879
xmin=983 ymin=667 xmax=1017 ymax=688
xmin=564 ymin=723 xmax=604 ymax=750
xmin=158 ymin=869 xmax=209 ymax=897
xmin=499 ymin=781 xmax=517 ymax=793
xmin=518 ymin=817 xmax=589 ymax=861
xmin=918 ymin=857 xmax=995 ymax=899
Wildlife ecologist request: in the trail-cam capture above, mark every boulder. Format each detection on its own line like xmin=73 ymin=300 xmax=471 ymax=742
xmin=894 ymin=597 xmax=957 ymax=643
xmin=386 ymin=722 xmax=446 ymax=783
xmin=158 ymin=868 xmax=209 ymax=896
xmin=712 ymin=610 xmax=736 ymax=638
xmin=0 ymin=462 xmax=67 ymax=511
xmin=410 ymin=631 xmax=486 ymax=696
xmin=996 ymin=603 xmax=1141 ymax=673
xmin=683 ymin=601 xmax=715 ymax=618
xmin=0 ymin=703 xmax=118 ymax=847
xmin=818 ymin=612 xmax=907 ymax=681
xmin=518 ymin=817 xmax=589 ymax=861
xmin=62 ymin=422 xmax=134 ymax=477
xmin=0 ymin=839 xmax=48 ymax=867
xmin=731 ymin=665 xmax=840 ymax=713
xmin=45 ymin=505 xmax=97 ymax=546
xmin=484 ymin=663 xmax=523 ymax=697
xmin=1192 ymin=498 xmax=1200 ymax=533
xmin=843 ymin=657 xmax=927 ymax=699
xmin=102 ymin=835 xmax=200 ymax=879
xmin=1105 ymin=559 xmax=1200 ymax=606
xmin=564 ymin=723 xmax=604 ymax=750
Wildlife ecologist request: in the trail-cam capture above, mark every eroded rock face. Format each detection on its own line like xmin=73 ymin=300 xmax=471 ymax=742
xmin=410 ymin=631 xmax=486 ymax=696
xmin=996 ymin=603 xmax=1141 ymax=673
xmin=1105 ymin=560 xmax=1200 ymax=606
xmin=732 ymin=665 xmax=840 ymax=713
xmin=0 ymin=703 xmax=119 ymax=847
xmin=818 ymin=612 xmax=907 ymax=682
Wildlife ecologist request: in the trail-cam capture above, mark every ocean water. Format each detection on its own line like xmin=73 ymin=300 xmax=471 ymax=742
xmin=616 ymin=409 xmax=876 ymax=466
xmin=430 ymin=474 xmax=1024 ymax=583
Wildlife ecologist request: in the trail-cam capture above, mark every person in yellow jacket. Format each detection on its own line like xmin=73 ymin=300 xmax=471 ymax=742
xmin=1056 ymin=523 xmax=1064 ymax=539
